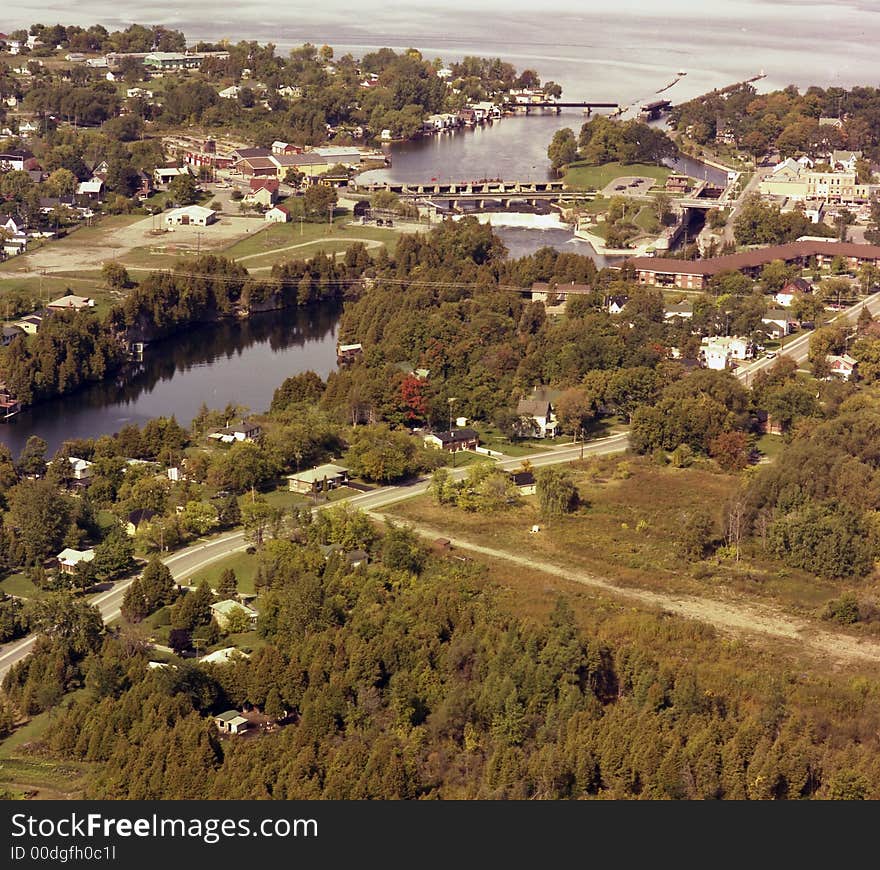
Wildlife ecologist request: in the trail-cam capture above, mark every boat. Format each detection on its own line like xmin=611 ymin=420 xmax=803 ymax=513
xmin=678 ymin=70 xmax=687 ymax=76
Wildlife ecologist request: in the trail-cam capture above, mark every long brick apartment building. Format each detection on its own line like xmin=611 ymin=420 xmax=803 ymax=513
xmin=621 ymin=240 xmax=880 ymax=290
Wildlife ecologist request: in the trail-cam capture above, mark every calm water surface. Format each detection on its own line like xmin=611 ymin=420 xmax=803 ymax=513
xmin=0 ymin=307 xmax=338 ymax=455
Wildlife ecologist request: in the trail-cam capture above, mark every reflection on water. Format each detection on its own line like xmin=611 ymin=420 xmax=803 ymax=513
xmin=0 ymin=306 xmax=339 ymax=455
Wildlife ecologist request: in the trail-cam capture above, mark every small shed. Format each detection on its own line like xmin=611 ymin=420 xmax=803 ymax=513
xmin=214 ymin=710 xmax=251 ymax=734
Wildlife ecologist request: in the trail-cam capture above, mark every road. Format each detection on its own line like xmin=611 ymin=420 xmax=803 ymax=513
xmin=722 ymin=165 xmax=771 ymax=246
xmin=0 ymin=432 xmax=628 ymax=681
xmin=735 ymin=289 xmax=880 ymax=385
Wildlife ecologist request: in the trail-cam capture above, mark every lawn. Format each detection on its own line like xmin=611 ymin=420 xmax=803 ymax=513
xmin=221 ymin=216 xmax=400 ymax=263
xmin=755 ymin=433 xmax=786 ymax=461
xmin=634 ymin=206 xmax=660 ymax=234
xmin=189 ymin=550 xmax=259 ymax=595
xmin=0 ymin=572 xmax=43 ymax=599
xmin=564 ymin=161 xmax=671 ymax=191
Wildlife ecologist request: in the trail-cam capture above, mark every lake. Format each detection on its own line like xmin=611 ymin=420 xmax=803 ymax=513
xmin=0 ymin=307 xmax=339 ymax=455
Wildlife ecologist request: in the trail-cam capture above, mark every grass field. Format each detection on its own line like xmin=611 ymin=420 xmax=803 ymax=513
xmin=0 ymin=572 xmax=43 ymax=599
xmin=564 ymin=161 xmax=671 ymax=191
xmin=191 ymin=550 xmax=260 ymax=595
xmin=386 ymin=455 xmax=848 ymax=617
xmin=0 ymin=691 xmax=92 ymax=799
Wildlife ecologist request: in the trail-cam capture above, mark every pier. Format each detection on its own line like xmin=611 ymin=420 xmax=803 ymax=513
xmin=500 ymin=100 xmax=619 ymax=115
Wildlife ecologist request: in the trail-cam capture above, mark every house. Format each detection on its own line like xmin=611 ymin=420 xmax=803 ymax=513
xmin=423 ymin=428 xmax=480 ymax=452
xmin=826 ymin=353 xmax=858 ymax=380
xmin=200 ymin=647 xmax=250 ymax=665
xmin=214 ymin=710 xmax=251 ymax=735
xmin=775 ymin=277 xmax=812 ymax=308
xmin=164 ymin=205 xmax=217 ymax=227
xmin=277 ymin=85 xmax=302 ymax=99
xmin=210 ymin=599 xmax=258 ymax=631
xmin=337 ymin=342 xmax=363 ymax=365
xmin=125 ymin=508 xmax=156 ymax=536
xmin=67 ymin=457 xmax=93 ymax=481
xmin=1 ymin=324 xmax=23 ymax=346
xmin=0 ymin=149 xmax=34 ymax=171
xmin=321 ymin=545 xmax=369 ymax=569
xmin=236 ymin=155 xmax=279 ymax=177
xmin=515 ymin=387 xmax=559 ymax=438
xmin=508 ymin=470 xmax=536 ymax=495
xmin=268 ymin=151 xmax=328 ymax=179
xmin=126 ymin=87 xmax=153 ymax=98
xmin=761 ymin=309 xmax=793 ymax=338
xmin=208 ymin=420 xmax=262 ymax=443
xmin=13 ymin=314 xmax=42 ymax=334
xmin=664 ymin=301 xmax=694 ymax=320
xmin=831 ymin=150 xmax=862 ymax=172
xmin=218 ymin=85 xmax=241 ymax=99
xmin=665 ymin=173 xmax=690 ymax=193
xmin=287 ymin=463 xmax=349 ymax=494
xmin=47 ymin=294 xmax=95 ymax=312
xmin=143 ymin=52 xmax=203 ymax=71
xmin=265 ymin=205 xmax=290 ymax=223
xmin=606 ymin=294 xmax=629 ymax=314
xmin=246 ymin=178 xmax=280 ymax=206
xmin=271 ymin=140 xmax=299 ymax=155
xmin=57 ymin=547 xmax=95 ymax=575
xmin=530 ymin=281 xmax=592 ymax=309
xmin=153 ymin=165 xmax=192 ymax=185
xmin=700 ymin=336 xmax=752 ymax=370
xmin=76 ymin=177 xmax=104 ymax=198
xmin=246 ymin=186 xmax=277 ymax=207
xmin=624 ymin=241 xmax=880 ymax=290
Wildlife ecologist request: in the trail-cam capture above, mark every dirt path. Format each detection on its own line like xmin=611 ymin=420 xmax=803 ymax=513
xmin=377 ymin=515 xmax=880 ymax=667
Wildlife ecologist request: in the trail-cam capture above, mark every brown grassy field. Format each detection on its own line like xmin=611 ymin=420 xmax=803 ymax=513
xmin=387 ymin=455 xmax=858 ymax=618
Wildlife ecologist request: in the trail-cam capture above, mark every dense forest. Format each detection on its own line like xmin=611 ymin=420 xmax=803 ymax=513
xmin=4 ymin=520 xmax=880 ymax=800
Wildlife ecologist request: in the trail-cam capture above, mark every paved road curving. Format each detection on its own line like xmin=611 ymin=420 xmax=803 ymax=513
xmin=0 ymin=433 xmax=628 ymax=680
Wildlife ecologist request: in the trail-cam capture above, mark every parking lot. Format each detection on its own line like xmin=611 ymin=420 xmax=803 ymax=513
xmin=600 ymin=176 xmax=658 ymax=197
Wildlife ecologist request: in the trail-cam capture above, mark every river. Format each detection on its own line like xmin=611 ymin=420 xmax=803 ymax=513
xmin=0 ymin=307 xmax=339 ymax=455
xmin=1 ymin=0 xmax=871 ymax=446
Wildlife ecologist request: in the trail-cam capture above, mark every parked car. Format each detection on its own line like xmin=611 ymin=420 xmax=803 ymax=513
xmin=765 ymin=351 xmax=777 ymax=359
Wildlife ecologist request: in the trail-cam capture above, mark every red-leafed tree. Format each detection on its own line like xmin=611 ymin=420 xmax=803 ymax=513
xmin=400 ymin=374 xmax=428 ymax=424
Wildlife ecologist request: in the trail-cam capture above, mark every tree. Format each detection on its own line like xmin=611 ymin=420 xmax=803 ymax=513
xmin=102 ymin=261 xmax=131 ymax=289
xmin=168 ymin=171 xmax=200 ymax=206
xmin=676 ymin=508 xmax=716 ymax=560
xmin=264 ymin=686 xmax=285 ymax=720
xmin=93 ymin=526 xmax=134 ymax=579
xmin=121 ymin=577 xmax=150 ymax=623
xmin=140 ymin=556 xmax=176 ymax=610
xmin=242 ymin=499 xmax=282 ymax=548
xmin=46 ymin=167 xmax=77 ymax=198
xmin=536 ymin=467 xmax=580 ymax=518
xmin=708 ymin=431 xmax=751 ymax=472
xmin=217 ymin=568 xmax=238 ymax=600
xmin=344 ymin=424 xmax=420 ymax=482
xmin=223 ymin=605 xmax=252 ymax=635
xmin=181 ymin=501 xmax=219 ymax=537
xmin=17 ymin=435 xmax=48 ymax=476
xmin=168 ymin=627 xmax=192 ymax=655
xmin=303 ymin=184 xmax=338 ymax=221
xmin=6 ymin=479 xmax=71 ymax=565
xmin=548 ymin=127 xmax=578 ymax=174
xmin=26 ymin=592 xmax=103 ymax=655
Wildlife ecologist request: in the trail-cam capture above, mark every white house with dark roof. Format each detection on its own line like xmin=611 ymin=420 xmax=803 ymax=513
xmin=515 ymin=387 xmax=558 ymax=438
